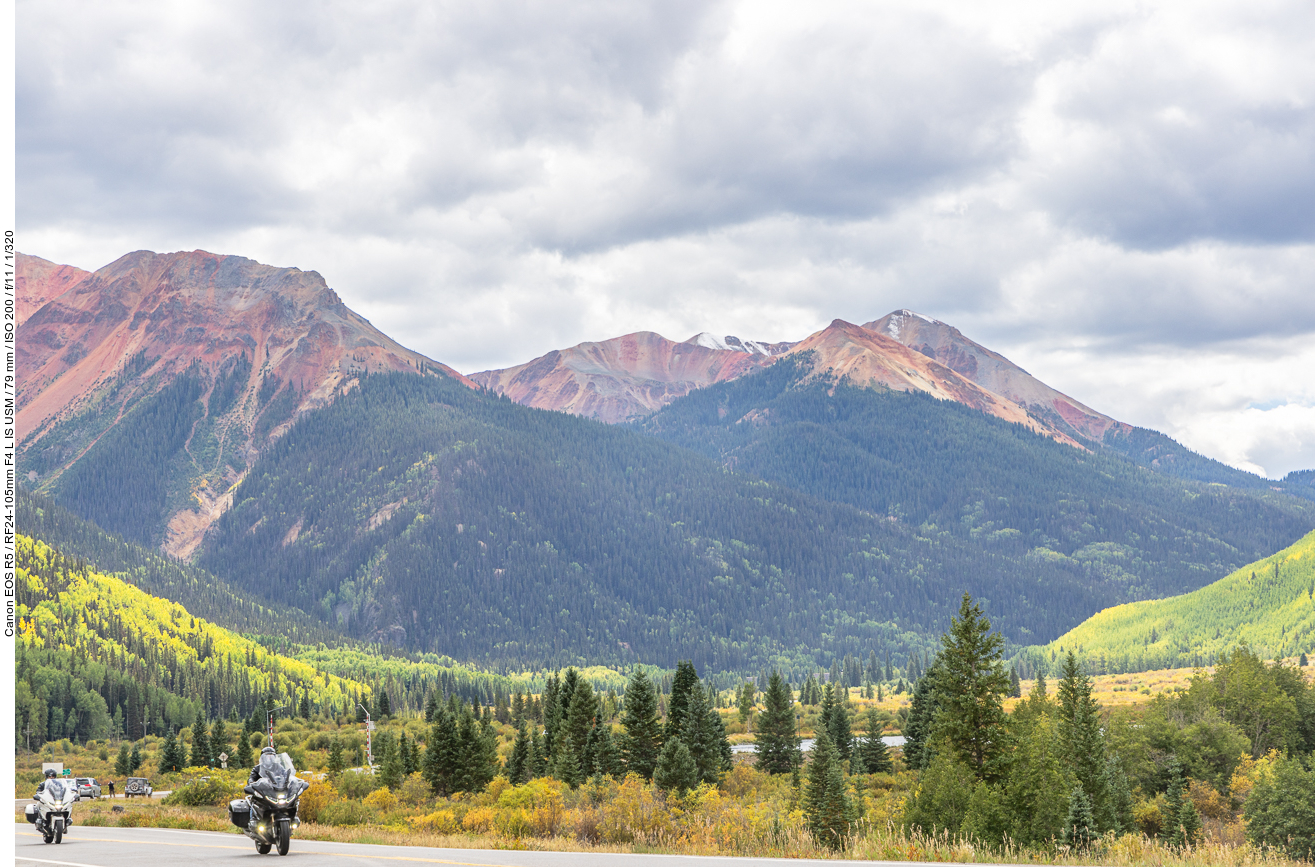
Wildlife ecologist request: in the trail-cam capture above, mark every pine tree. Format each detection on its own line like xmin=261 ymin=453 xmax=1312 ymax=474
xmin=115 ymin=743 xmax=132 ymax=777
xmin=903 ymin=657 xmax=941 ymax=770
xmin=376 ymin=690 xmax=392 ymax=719
xmin=423 ymin=707 xmax=459 ymax=796
xmin=619 ymin=668 xmax=663 ymax=780
xmin=564 ymin=678 xmax=597 ymax=774
xmin=930 ymin=594 xmax=1011 ymax=782
xmin=1057 ymin=651 xmax=1110 ymax=829
xmin=1061 ymin=786 xmax=1096 ymax=851
xmin=654 ymin=738 xmax=698 ymax=795
xmin=508 ymin=721 xmax=532 ymax=784
xmin=1009 ymin=667 xmax=1022 ymax=698
xmin=158 ymin=730 xmax=183 ymax=774
xmin=189 ymin=711 xmax=209 ymax=768
xmin=756 ymin=671 xmax=802 ymax=775
xmin=380 ymin=737 xmax=405 ymax=789
xmin=856 ymin=709 xmax=893 ymax=773
xmin=327 ymin=738 xmax=346 ymax=777
xmin=737 ymin=682 xmax=756 ymax=726
xmin=298 ymin=693 xmax=312 ymax=720
xmin=425 ymin=690 xmax=440 ymax=723
xmin=1171 ymin=798 xmax=1202 ymax=849
xmin=679 ymin=681 xmax=724 ymax=785
xmin=234 ymin=734 xmax=252 ymax=770
xmin=592 ymin=721 xmax=623 ymax=777
xmin=530 ymin=727 xmax=548 ymax=778
xmin=1163 ymin=757 xmax=1191 ymax=845
xmin=805 ymin=728 xmax=855 ymax=849
xmin=825 ymin=687 xmax=854 ymax=764
xmin=666 ymin=661 xmax=699 ymax=740
xmin=210 ymin=719 xmax=227 ymax=767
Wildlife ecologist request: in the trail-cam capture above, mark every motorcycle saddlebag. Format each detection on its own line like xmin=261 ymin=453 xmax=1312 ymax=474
xmin=228 ymin=800 xmax=250 ymax=829
xmin=24 ymin=804 xmax=37 ymax=824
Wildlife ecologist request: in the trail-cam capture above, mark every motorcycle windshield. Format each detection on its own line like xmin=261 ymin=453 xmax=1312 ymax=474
xmin=42 ymin=780 xmax=67 ymax=800
xmin=253 ymin=752 xmax=299 ymax=795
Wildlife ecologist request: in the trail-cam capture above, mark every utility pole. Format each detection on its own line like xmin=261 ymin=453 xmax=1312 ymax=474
xmin=358 ymin=704 xmax=374 ymax=772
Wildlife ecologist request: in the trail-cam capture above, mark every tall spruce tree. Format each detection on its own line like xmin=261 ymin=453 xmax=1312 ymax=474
xmin=114 ymin=743 xmax=132 ymax=777
xmin=756 ymin=671 xmax=802 ymax=774
xmin=508 ymin=721 xmax=532 ymax=784
xmin=619 ymin=668 xmax=663 ymax=779
xmin=1057 ymin=651 xmax=1111 ymax=829
xmin=804 ymin=728 xmax=855 ymax=849
xmin=679 ymin=681 xmax=725 ymax=785
xmin=666 ymin=661 xmax=700 ymax=740
xmin=654 ymin=738 xmax=698 ymax=795
xmin=158 ymin=730 xmax=183 ymax=774
xmin=1061 ymin=786 xmax=1096 ymax=851
xmin=189 ymin=711 xmax=209 ymax=768
xmin=327 ymin=738 xmax=345 ymax=776
xmin=856 ymin=709 xmax=893 ymax=773
xmin=903 ymin=656 xmax=942 ymax=770
xmin=930 ymin=594 xmax=1011 ymax=782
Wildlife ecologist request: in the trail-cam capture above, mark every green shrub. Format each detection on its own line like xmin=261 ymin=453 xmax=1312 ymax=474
xmin=162 ymin=776 xmax=243 ymax=807
xmin=1245 ymin=754 xmax=1315 ymax=861
xmin=318 ymin=800 xmax=375 ymax=826
xmin=337 ymin=769 xmax=381 ymax=800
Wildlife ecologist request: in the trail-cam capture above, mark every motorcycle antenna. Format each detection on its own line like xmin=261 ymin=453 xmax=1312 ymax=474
xmin=358 ymin=704 xmax=374 ymax=771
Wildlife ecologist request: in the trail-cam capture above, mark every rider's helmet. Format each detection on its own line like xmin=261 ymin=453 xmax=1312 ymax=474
xmin=44 ymin=769 xmax=57 ymax=779
xmin=260 ymin=746 xmax=277 ymax=757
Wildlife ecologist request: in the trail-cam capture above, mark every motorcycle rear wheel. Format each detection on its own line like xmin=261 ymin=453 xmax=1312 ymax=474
xmin=43 ymin=831 xmax=53 ymax=844
xmin=256 ymin=841 xmax=272 ymax=854
xmin=277 ymin=819 xmax=291 ymax=856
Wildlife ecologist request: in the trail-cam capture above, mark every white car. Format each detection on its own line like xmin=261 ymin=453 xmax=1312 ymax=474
xmin=75 ymin=777 xmax=102 ymax=800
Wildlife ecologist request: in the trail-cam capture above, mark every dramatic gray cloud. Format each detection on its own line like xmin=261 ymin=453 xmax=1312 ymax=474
xmin=17 ymin=0 xmax=1315 ymax=477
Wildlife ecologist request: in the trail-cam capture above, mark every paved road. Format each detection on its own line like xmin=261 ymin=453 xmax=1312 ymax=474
xmin=14 ymin=825 xmax=1026 ymax=867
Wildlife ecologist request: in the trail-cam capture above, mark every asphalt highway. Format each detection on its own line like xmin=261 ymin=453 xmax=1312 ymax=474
xmin=13 ymin=825 xmax=1030 ymax=867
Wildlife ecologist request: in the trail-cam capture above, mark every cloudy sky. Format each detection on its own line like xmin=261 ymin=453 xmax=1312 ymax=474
xmin=17 ymin=0 xmax=1315 ymax=478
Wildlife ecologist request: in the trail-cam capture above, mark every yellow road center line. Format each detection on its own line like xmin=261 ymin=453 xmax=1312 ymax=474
xmin=16 ymin=830 xmax=519 ymax=865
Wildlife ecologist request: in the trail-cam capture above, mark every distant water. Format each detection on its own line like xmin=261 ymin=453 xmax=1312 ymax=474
xmin=730 ymin=735 xmax=905 ymax=754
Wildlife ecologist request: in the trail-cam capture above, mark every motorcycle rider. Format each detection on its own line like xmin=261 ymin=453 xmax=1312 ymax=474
xmin=35 ymin=768 xmax=57 ymax=795
xmin=249 ymin=746 xmax=278 ymax=784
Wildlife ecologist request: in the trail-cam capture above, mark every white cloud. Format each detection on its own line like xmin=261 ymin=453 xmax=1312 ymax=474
xmin=17 ymin=0 xmax=1315 ymax=476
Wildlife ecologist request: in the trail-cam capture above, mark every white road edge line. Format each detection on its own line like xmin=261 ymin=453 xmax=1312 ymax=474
xmin=16 ymin=858 xmax=108 ymax=867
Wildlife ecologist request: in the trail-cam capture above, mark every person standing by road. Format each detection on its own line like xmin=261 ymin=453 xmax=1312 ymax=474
xmin=106 ymin=779 xmax=115 ymax=799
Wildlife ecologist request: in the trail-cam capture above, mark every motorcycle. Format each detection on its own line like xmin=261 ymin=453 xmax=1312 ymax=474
xmin=229 ymin=751 xmax=308 ymax=856
xmin=25 ymin=778 xmax=77 ymax=844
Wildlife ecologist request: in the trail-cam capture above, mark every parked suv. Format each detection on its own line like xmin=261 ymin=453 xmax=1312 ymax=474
xmin=75 ymin=778 xmax=102 ymax=800
xmin=123 ymin=777 xmax=153 ymax=798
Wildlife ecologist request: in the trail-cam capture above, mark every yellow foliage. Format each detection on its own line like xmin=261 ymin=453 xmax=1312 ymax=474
xmin=410 ymin=809 xmax=459 ymax=834
xmin=1187 ymin=778 xmax=1232 ymax=821
xmin=599 ymin=773 xmax=672 ymax=843
xmin=397 ymin=773 xmax=431 ymax=807
xmin=461 ymin=806 xmax=497 ymax=833
xmin=299 ymin=780 xmax=340 ymax=823
xmin=1229 ymin=749 xmax=1280 ymax=804
xmin=363 ymin=786 xmax=398 ymax=812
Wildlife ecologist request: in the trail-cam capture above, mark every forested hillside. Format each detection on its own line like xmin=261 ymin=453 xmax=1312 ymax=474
xmin=641 ymin=356 xmax=1314 ymax=605
xmin=13 ymin=530 xmax=574 ymax=752
xmin=15 ymin=534 xmax=370 ymax=747
xmin=189 ymin=371 xmax=1305 ymax=673
xmin=1045 ymin=528 xmax=1315 ymax=672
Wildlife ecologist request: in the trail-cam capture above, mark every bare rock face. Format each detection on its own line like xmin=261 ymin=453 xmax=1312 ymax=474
xmin=469 ymin=331 xmax=780 ymax=423
xmin=16 ymin=253 xmax=92 ymax=325
xmin=17 ymin=249 xmax=470 ymax=556
xmin=783 ymin=318 xmax=1070 ymax=441
xmin=862 ymin=310 xmax=1125 ymax=444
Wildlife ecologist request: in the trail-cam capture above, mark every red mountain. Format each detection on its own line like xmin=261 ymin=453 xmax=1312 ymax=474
xmin=468 ymin=331 xmax=788 ymax=423
xmin=17 ymin=249 xmax=470 ymax=557
xmin=861 ymin=310 xmax=1125 ymax=443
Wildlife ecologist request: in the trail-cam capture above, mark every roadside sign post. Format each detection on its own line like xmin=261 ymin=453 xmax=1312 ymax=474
xmin=219 ymin=751 xmax=228 ymax=770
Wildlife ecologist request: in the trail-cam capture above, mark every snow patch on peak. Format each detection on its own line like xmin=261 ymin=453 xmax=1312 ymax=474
xmin=884 ymin=309 xmax=937 ymax=340
xmin=686 ymin=333 xmax=778 ymax=355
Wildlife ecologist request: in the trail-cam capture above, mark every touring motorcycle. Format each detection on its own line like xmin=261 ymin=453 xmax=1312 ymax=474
xmin=25 ymin=777 xmax=77 ymax=844
xmin=229 ymin=751 xmax=308 ymax=855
